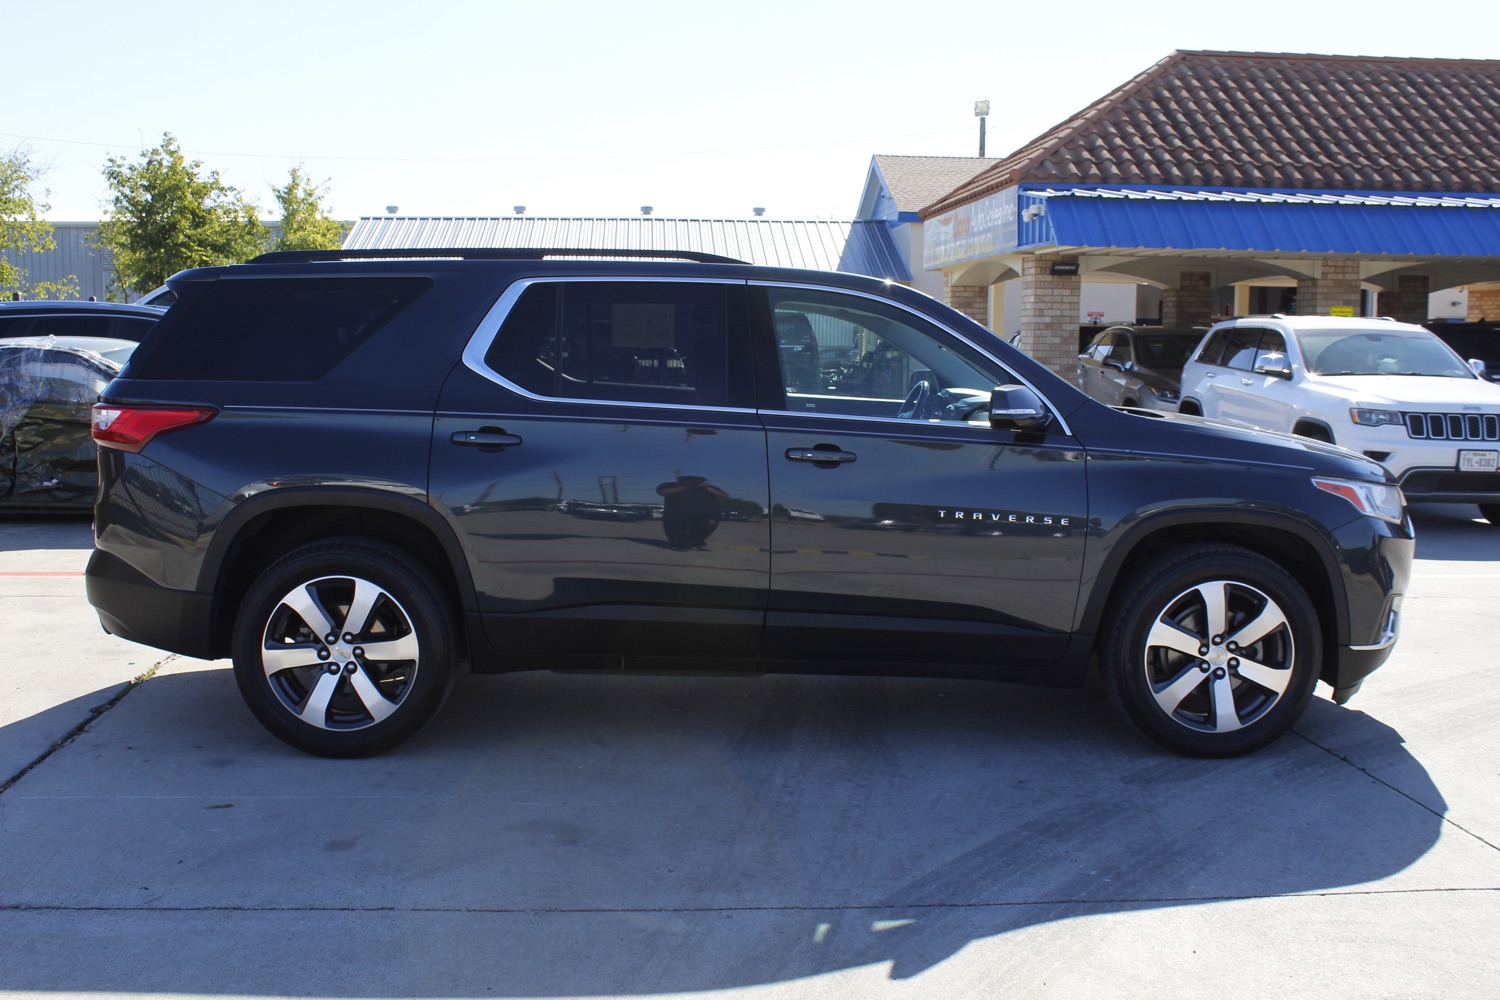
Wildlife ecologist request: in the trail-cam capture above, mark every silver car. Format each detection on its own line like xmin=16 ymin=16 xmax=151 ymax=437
xmin=1076 ymin=326 xmax=1205 ymax=412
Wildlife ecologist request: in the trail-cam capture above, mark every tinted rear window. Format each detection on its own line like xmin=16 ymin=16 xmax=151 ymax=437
xmin=134 ymin=277 xmax=431 ymax=380
xmin=0 ymin=314 xmax=157 ymax=342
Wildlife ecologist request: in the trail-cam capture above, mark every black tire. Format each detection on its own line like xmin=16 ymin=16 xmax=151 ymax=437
xmin=231 ymin=538 xmax=459 ymax=757
xmin=1178 ymin=401 xmax=1201 ymax=416
xmin=1100 ymin=544 xmax=1322 ymax=757
xmin=1479 ymin=503 xmax=1500 ymax=526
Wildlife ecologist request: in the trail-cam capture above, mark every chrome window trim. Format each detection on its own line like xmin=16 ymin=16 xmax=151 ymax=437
xmin=460 ymin=275 xmax=1071 ymax=437
xmin=460 ymin=276 xmax=756 ymax=415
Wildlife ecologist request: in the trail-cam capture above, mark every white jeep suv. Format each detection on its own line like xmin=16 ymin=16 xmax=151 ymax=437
xmin=1179 ymin=315 xmax=1500 ymax=524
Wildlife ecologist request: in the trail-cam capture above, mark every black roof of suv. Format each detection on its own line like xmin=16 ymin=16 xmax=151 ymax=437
xmin=86 ymin=249 xmax=1414 ymax=758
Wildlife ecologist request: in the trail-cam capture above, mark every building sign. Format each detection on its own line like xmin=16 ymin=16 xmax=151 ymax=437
xmin=1328 ymin=306 xmax=1356 ymax=317
xmin=923 ymin=185 xmax=1019 ymax=269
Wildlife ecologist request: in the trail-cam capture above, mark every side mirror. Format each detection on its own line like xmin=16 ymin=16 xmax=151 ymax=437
xmin=989 ymin=385 xmax=1052 ymax=432
xmin=1254 ymin=362 xmax=1292 ymax=379
xmin=1469 ymin=358 xmax=1488 ymax=378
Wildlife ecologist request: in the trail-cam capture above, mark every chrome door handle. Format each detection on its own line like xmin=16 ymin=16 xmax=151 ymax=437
xmin=785 ymin=447 xmax=857 ymax=464
xmin=452 ymin=430 xmax=523 ymax=448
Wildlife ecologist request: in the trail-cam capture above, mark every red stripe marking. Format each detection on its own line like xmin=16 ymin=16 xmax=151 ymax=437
xmin=0 ymin=570 xmax=84 ymax=577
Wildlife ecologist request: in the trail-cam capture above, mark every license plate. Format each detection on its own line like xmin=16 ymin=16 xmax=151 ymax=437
xmin=1459 ymin=450 xmax=1500 ymax=473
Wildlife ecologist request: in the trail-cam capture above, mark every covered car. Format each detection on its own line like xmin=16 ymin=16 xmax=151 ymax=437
xmin=0 ymin=301 xmax=165 ymax=512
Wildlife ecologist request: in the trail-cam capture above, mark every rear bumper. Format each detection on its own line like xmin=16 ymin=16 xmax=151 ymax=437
xmin=85 ymin=548 xmax=216 ymax=660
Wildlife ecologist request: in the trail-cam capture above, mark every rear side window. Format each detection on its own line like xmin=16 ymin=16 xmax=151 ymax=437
xmin=485 ymin=281 xmax=731 ymax=406
xmin=133 ymin=277 xmax=431 ymax=380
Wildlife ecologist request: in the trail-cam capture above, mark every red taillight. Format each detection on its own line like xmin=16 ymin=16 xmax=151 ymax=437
xmin=92 ymin=404 xmax=217 ymax=453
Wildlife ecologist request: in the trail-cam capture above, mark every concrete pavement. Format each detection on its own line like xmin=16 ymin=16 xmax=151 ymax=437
xmin=0 ymin=507 xmax=1496 ymax=998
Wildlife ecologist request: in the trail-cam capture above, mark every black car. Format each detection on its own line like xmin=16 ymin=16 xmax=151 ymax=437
xmin=1 ymin=300 xmax=165 ymax=511
xmin=1424 ymin=321 xmax=1500 ymax=382
xmin=1075 ymin=325 xmax=1204 ymax=412
xmin=86 ymin=249 xmax=1412 ymax=759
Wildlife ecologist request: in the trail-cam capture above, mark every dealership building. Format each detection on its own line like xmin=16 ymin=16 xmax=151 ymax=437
xmin=900 ymin=50 xmax=1500 ymax=375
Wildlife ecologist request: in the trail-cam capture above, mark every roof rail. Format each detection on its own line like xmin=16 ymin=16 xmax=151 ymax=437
xmin=248 ymin=247 xmax=750 ymax=265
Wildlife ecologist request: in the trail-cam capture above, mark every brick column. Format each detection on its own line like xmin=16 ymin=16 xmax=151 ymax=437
xmin=942 ymin=271 xmax=989 ymax=327
xmin=1296 ymin=260 xmax=1362 ymax=316
xmin=1467 ymin=286 xmax=1500 ymax=322
xmin=1380 ymin=275 xmax=1430 ymax=323
xmin=1161 ymin=271 xmax=1214 ymax=327
xmin=1019 ymin=253 xmax=1081 ymax=377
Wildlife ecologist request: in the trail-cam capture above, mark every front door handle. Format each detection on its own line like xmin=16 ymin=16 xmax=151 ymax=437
xmin=785 ymin=447 xmax=857 ymax=465
xmin=451 ymin=429 xmax=523 ymax=448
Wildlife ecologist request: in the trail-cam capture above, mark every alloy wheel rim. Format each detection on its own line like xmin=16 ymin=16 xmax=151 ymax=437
xmin=259 ymin=574 xmax=420 ymax=730
xmin=1141 ymin=579 xmax=1295 ymax=734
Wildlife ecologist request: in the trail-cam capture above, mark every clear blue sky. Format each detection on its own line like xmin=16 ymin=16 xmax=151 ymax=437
xmin=8 ymin=0 xmax=1499 ymax=222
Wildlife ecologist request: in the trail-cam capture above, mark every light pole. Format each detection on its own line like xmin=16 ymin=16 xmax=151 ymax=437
xmin=975 ymin=100 xmax=990 ymax=157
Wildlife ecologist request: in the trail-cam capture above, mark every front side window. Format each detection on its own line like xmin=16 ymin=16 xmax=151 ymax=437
xmin=762 ymin=286 xmax=1006 ymax=421
xmin=1221 ymin=328 xmax=1268 ymax=371
xmin=486 ymin=281 xmax=731 ymax=406
xmin=1253 ymin=331 xmax=1288 ymax=371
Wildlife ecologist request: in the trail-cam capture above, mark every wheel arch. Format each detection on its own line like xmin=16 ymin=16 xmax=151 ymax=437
xmin=1178 ymin=398 xmax=1203 ymax=416
xmin=200 ymin=488 xmax=476 ymax=660
xmin=1292 ymin=418 xmax=1336 ymax=442
xmin=1080 ymin=511 xmax=1346 ymax=685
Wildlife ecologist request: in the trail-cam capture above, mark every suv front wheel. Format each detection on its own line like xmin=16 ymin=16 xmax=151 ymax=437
xmin=1101 ymin=544 xmax=1321 ymax=757
xmin=231 ymin=538 xmax=459 ymax=757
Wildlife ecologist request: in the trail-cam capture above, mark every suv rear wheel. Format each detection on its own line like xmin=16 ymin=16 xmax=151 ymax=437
xmin=1101 ymin=544 xmax=1321 ymax=757
xmin=230 ymin=538 xmax=458 ymax=757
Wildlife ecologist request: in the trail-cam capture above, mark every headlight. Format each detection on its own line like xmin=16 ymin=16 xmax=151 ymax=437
xmin=1145 ymin=385 xmax=1180 ymax=403
xmin=1350 ymin=407 xmax=1403 ymax=426
xmin=1313 ymin=477 xmax=1406 ymax=524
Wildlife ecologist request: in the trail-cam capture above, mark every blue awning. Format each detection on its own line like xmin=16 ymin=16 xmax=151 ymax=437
xmin=1029 ymin=188 xmax=1500 ymax=257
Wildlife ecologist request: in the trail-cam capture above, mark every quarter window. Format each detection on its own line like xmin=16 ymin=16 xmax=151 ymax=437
xmin=134 ymin=277 xmax=431 ymax=381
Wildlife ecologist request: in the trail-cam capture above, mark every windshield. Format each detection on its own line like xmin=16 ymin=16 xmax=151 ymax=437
xmin=1299 ymin=329 xmax=1474 ymax=377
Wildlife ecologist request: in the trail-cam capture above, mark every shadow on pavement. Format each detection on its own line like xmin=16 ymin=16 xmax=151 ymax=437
xmin=0 ymin=665 xmax=1446 ymax=995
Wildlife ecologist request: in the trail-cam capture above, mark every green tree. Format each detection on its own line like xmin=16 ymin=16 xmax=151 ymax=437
xmin=0 ymin=146 xmax=79 ymax=299
xmin=272 ymin=165 xmax=348 ymax=252
xmin=97 ymin=133 xmax=267 ymax=295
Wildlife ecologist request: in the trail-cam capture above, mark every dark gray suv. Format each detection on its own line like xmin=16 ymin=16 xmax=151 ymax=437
xmin=86 ymin=249 xmax=1412 ymax=758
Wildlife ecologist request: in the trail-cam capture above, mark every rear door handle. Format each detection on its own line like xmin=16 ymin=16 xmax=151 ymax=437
xmin=452 ymin=430 xmax=523 ymax=448
xmin=785 ymin=447 xmax=857 ymax=464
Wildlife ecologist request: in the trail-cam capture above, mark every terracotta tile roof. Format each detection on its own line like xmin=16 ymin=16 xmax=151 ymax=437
xmin=922 ymin=50 xmax=1500 ymax=217
xmin=872 ymin=155 xmax=1000 ymax=213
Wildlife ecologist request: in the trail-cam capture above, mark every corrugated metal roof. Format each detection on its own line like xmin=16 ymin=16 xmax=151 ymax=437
xmin=343 ymin=216 xmax=910 ymax=280
xmin=1032 ymin=187 xmax=1500 ymax=258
